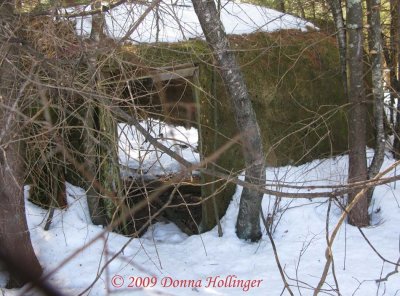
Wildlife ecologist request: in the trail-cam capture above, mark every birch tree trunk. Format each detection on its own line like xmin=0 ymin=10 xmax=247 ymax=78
xmin=327 ymin=0 xmax=347 ymax=94
xmin=192 ymin=0 xmax=266 ymax=241
xmin=0 ymin=0 xmax=43 ymax=287
xmin=367 ymin=0 xmax=385 ymax=184
xmin=346 ymin=0 xmax=369 ymax=226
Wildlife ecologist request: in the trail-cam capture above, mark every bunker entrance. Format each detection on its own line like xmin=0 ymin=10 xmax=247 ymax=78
xmin=118 ymin=63 xmax=203 ymax=235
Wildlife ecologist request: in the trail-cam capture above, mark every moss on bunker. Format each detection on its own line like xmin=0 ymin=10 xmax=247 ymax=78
xmin=107 ymin=30 xmax=355 ymax=232
xmin=119 ymin=30 xmax=349 ymax=166
xmin=25 ymin=29 xmax=355 ymax=233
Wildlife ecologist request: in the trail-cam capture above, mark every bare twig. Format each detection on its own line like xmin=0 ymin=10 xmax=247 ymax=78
xmin=261 ymin=209 xmax=294 ymax=296
xmin=314 ymin=161 xmax=400 ymax=295
xmin=376 ymin=235 xmax=400 ymax=282
xmin=326 ymin=198 xmax=340 ymax=295
xmin=376 ymin=257 xmax=400 ymax=282
xmin=333 ymin=197 xmax=400 ymax=267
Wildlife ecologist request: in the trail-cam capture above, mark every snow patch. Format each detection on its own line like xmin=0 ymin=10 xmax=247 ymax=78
xmin=118 ymin=120 xmax=199 ymax=177
xmin=71 ymin=0 xmax=316 ymax=43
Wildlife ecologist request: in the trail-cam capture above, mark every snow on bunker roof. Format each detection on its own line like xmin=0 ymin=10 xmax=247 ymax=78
xmin=74 ymin=0 xmax=316 ymax=43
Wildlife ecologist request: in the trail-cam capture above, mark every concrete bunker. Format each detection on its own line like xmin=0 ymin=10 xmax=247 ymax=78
xmin=25 ymin=28 xmax=361 ymax=235
xmin=113 ymin=30 xmax=355 ymax=233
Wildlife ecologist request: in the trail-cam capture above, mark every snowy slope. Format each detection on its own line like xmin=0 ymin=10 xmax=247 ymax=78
xmin=73 ymin=0 xmax=316 ymax=43
xmin=1 ymin=152 xmax=399 ymax=296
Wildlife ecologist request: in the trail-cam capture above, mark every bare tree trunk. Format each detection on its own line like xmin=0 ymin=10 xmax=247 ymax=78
xmin=311 ymin=0 xmax=316 ymax=20
xmin=295 ymin=0 xmax=306 ymax=18
xmin=398 ymin=0 xmax=400 ymax=79
xmin=327 ymin=0 xmax=347 ymax=94
xmin=192 ymin=0 xmax=266 ymax=241
xmin=391 ymin=0 xmax=400 ymax=158
xmin=367 ymin=0 xmax=385 ymax=183
xmin=85 ymin=1 xmax=110 ymax=226
xmin=84 ymin=104 xmax=108 ymax=225
xmin=346 ymin=0 xmax=369 ymax=226
xmin=0 ymin=0 xmax=43 ymax=287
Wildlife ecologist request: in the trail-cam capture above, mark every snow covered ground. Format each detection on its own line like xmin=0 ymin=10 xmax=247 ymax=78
xmin=72 ymin=0 xmax=316 ymax=43
xmin=1 ymin=151 xmax=400 ymax=296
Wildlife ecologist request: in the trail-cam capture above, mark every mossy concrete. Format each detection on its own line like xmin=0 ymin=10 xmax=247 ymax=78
xmin=109 ymin=30 xmax=357 ymax=232
xmin=24 ymin=29 xmax=358 ymax=233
